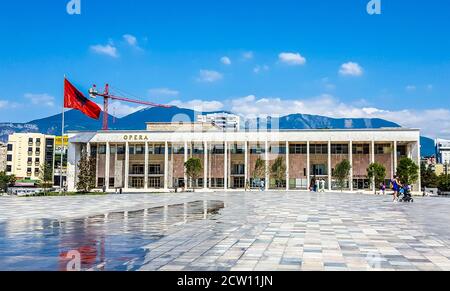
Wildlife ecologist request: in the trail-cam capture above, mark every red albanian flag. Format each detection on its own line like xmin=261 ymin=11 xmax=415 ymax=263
xmin=64 ymin=79 xmax=101 ymax=120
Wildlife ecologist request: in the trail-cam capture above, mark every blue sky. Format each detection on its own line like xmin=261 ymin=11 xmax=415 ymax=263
xmin=0 ymin=0 xmax=449 ymax=138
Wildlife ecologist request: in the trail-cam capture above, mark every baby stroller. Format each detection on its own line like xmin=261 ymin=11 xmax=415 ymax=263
xmin=398 ymin=185 xmax=414 ymax=203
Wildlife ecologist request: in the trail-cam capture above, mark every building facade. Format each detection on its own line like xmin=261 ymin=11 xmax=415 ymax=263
xmin=6 ymin=133 xmax=55 ymax=181
xmin=0 ymin=142 xmax=7 ymax=172
xmin=436 ymin=139 xmax=450 ymax=165
xmin=197 ymin=113 xmax=241 ymax=131
xmin=67 ymin=124 xmax=421 ymax=193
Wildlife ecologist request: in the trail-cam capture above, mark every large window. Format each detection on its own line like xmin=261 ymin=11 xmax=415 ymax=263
xmin=149 ymin=144 xmax=165 ymax=155
xmin=172 ymin=145 xmax=185 ymax=154
xmin=149 ymin=164 xmax=162 ymax=175
xmin=149 ymin=177 xmax=162 ymax=188
xmin=353 ymin=144 xmax=370 ymax=154
xmin=7 ymin=155 xmax=12 ymax=162
xmin=375 ymin=144 xmax=392 ymax=154
xmin=131 ymin=164 xmax=145 ymax=175
xmin=98 ymin=145 xmax=107 ymax=154
xmin=270 ymin=145 xmax=286 ymax=154
xmin=130 ymin=177 xmax=144 ymax=188
xmin=97 ymin=178 xmax=105 ymax=187
xmin=6 ymin=165 xmax=12 ymax=172
xmin=231 ymin=164 xmax=245 ymax=175
xmin=312 ymin=164 xmax=327 ymax=175
xmin=250 ymin=145 xmax=265 ymax=154
xmin=211 ymin=145 xmax=224 ymax=154
xmin=7 ymin=144 xmax=12 ymax=151
xmin=230 ymin=144 xmax=244 ymax=154
xmin=290 ymin=144 xmax=307 ymax=154
xmin=310 ymin=144 xmax=328 ymax=155
xmin=331 ymin=144 xmax=349 ymax=154
xmin=129 ymin=145 xmax=145 ymax=155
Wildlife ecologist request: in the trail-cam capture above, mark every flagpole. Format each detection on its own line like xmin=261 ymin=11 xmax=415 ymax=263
xmin=60 ymin=76 xmax=66 ymax=193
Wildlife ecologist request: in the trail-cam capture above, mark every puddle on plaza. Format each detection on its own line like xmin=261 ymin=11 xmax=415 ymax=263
xmin=0 ymin=200 xmax=225 ymax=271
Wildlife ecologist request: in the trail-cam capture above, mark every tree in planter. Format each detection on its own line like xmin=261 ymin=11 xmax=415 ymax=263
xmin=333 ymin=159 xmax=351 ymax=191
xmin=270 ymin=157 xmax=286 ymax=188
xmin=396 ymin=158 xmax=419 ymax=187
xmin=438 ymin=174 xmax=450 ymax=192
xmin=252 ymin=157 xmax=266 ymax=188
xmin=184 ymin=157 xmax=203 ymax=191
xmin=77 ymin=151 xmax=97 ymax=193
xmin=0 ymin=172 xmax=16 ymax=193
xmin=421 ymin=162 xmax=439 ymax=189
xmin=38 ymin=162 xmax=54 ymax=195
xmin=367 ymin=162 xmax=386 ymax=194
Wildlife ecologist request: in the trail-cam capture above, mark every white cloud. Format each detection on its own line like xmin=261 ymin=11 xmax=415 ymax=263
xmin=278 ymin=52 xmax=307 ymax=66
xmin=90 ymin=43 xmax=119 ymax=58
xmin=243 ymin=51 xmax=254 ymax=60
xmin=169 ymin=99 xmax=224 ymax=112
xmin=225 ymin=94 xmax=450 ymax=138
xmin=197 ymin=70 xmax=223 ymax=83
xmin=148 ymin=88 xmax=180 ymax=98
xmin=339 ymin=62 xmax=363 ymax=77
xmin=253 ymin=65 xmax=270 ymax=74
xmin=24 ymin=93 xmax=55 ymax=107
xmin=220 ymin=56 xmax=231 ymax=65
xmin=0 ymin=100 xmax=8 ymax=109
xmin=123 ymin=34 xmax=138 ymax=47
xmin=406 ymin=85 xmax=416 ymax=92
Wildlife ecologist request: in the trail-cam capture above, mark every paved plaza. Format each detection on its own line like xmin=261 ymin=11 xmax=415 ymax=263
xmin=1 ymin=192 xmax=450 ymax=271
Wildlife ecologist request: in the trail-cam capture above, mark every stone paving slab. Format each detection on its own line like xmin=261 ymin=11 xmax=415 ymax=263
xmin=1 ymin=192 xmax=450 ymax=271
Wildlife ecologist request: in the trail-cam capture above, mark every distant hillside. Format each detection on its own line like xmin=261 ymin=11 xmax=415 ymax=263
xmin=0 ymin=106 xmax=435 ymax=157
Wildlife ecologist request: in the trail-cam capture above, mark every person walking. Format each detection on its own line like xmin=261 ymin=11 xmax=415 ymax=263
xmin=319 ymin=179 xmax=326 ymax=192
xmin=392 ymin=177 xmax=401 ymax=202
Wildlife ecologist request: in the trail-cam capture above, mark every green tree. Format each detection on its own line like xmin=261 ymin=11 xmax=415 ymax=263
xmin=0 ymin=172 xmax=16 ymax=193
xmin=367 ymin=162 xmax=387 ymax=194
xmin=333 ymin=159 xmax=352 ymax=191
xmin=77 ymin=151 xmax=96 ymax=193
xmin=252 ymin=157 xmax=266 ymax=187
xmin=438 ymin=174 xmax=450 ymax=192
xmin=39 ymin=162 xmax=54 ymax=195
xmin=184 ymin=157 xmax=203 ymax=191
xmin=421 ymin=163 xmax=439 ymax=188
xmin=270 ymin=157 xmax=286 ymax=188
xmin=396 ymin=158 xmax=419 ymax=186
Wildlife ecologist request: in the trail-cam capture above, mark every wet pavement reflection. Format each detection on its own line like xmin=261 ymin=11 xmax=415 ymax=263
xmin=0 ymin=200 xmax=225 ymax=271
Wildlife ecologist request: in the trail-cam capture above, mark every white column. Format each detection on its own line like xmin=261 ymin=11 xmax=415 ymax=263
xmin=413 ymin=140 xmax=421 ymax=191
xmin=204 ymin=141 xmax=208 ymax=190
xmin=184 ymin=141 xmax=188 ymax=187
xmin=224 ymin=142 xmax=228 ymax=190
xmin=125 ymin=142 xmax=129 ymax=190
xmin=87 ymin=143 xmax=91 ymax=158
xmin=105 ymin=142 xmax=110 ymax=191
xmin=164 ymin=142 xmax=169 ymax=191
xmin=307 ymin=141 xmax=311 ymax=190
xmin=286 ymin=141 xmax=290 ymax=191
xmin=328 ymin=140 xmax=332 ymax=191
xmin=371 ymin=140 xmax=376 ymax=192
xmin=393 ymin=141 xmax=398 ymax=177
xmin=349 ymin=141 xmax=353 ymax=191
xmin=265 ymin=140 xmax=269 ymax=190
xmin=244 ymin=141 xmax=249 ymax=189
xmin=67 ymin=142 xmax=79 ymax=192
xmin=144 ymin=142 xmax=149 ymax=190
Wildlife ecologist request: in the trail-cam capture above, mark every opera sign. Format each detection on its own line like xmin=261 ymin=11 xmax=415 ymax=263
xmin=123 ymin=135 xmax=150 ymax=141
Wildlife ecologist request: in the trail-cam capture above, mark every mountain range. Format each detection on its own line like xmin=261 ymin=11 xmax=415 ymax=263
xmin=0 ymin=107 xmax=436 ymax=157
